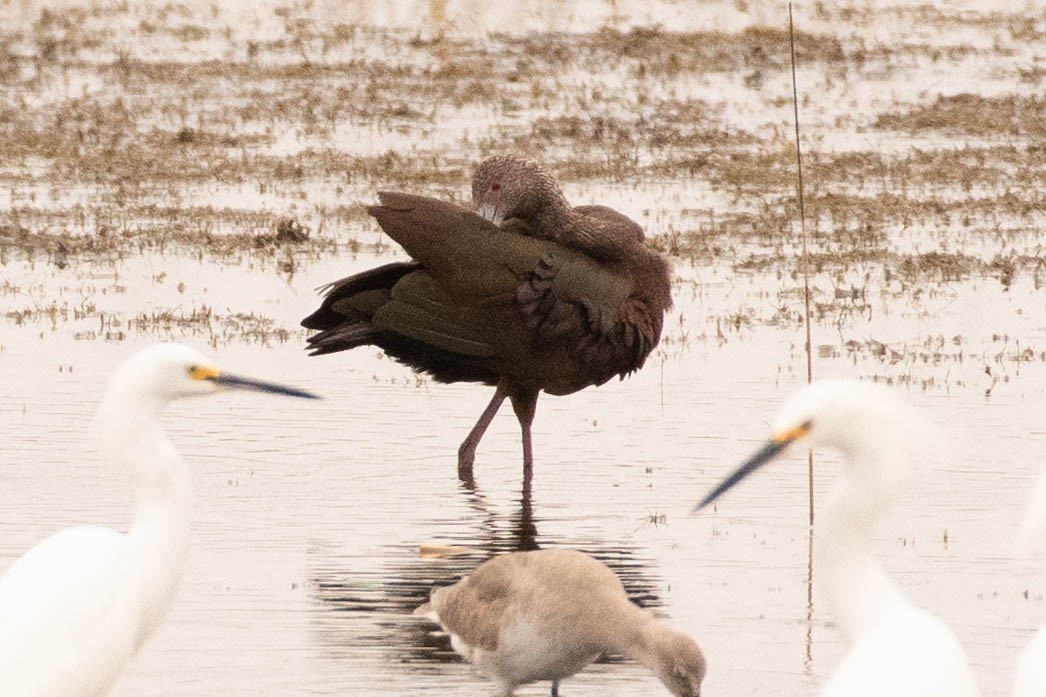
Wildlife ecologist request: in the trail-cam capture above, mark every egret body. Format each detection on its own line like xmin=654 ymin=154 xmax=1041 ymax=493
xmin=0 ymin=343 xmax=317 ymax=697
xmin=1013 ymin=457 xmax=1046 ymax=696
xmin=696 ymin=380 xmax=978 ymax=697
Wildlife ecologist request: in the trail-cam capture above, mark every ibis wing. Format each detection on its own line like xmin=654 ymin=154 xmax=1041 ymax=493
xmin=301 ymin=261 xmax=421 ymax=331
xmin=368 ymin=193 xmax=654 ymax=378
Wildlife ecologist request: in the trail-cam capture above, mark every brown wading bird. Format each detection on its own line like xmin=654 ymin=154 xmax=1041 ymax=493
xmin=301 ymin=155 xmax=672 ymax=475
xmin=415 ymin=549 xmax=706 ymax=696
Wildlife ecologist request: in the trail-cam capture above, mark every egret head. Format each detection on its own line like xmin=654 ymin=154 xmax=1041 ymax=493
xmin=1017 ymin=470 xmax=1046 ymax=558
xmin=767 ymin=380 xmax=911 ymax=453
xmin=697 ymin=380 xmax=922 ymax=511
xmin=109 ymin=343 xmax=319 ymax=404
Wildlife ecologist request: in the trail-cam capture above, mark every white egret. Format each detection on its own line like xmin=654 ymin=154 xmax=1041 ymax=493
xmin=1013 ymin=628 xmax=1046 ymax=697
xmin=695 ymin=380 xmax=978 ymax=697
xmin=1013 ymin=464 xmax=1046 ymax=696
xmin=416 ymin=548 xmax=705 ymax=697
xmin=0 ymin=343 xmax=318 ymax=697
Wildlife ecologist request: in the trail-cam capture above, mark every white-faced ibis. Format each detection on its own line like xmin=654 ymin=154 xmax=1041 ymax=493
xmin=302 ymin=156 xmax=672 ymax=475
xmin=415 ymin=548 xmax=705 ymax=696
xmin=696 ymin=381 xmax=978 ymax=697
xmin=0 ymin=343 xmax=317 ymax=697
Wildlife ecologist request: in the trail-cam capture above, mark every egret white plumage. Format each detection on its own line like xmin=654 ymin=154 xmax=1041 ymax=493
xmin=1012 ymin=627 xmax=1046 ymax=697
xmin=0 ymin=343 xmax=318 ymax=697
xmin=695 ymin=380 xmax=978 ymax=697
xmin=1012 ymin=460 xmax=1046 ymax=697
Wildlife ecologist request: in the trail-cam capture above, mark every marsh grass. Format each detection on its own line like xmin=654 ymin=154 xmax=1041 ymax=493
xmin=0 ymin=3 xmax=1043 ymax=350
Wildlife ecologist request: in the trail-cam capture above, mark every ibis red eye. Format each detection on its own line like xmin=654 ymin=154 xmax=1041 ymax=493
xmin=490 ymin=183 xmax=501 ymax=192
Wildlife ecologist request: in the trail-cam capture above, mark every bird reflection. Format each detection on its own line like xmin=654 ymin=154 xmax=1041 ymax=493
xmin=306 ymin=467 xmax=665 ymax=668
xmin=464 ymin=465 xmax=536 ymax=549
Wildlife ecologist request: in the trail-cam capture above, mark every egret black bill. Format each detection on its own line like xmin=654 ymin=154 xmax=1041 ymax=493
xmin=206 ymin=373 xmax=320 ymax=400
xmin=693 ymin=439 xmax=790 ymax=512
xmin=695 ymin=420 xmax=813 ymax=512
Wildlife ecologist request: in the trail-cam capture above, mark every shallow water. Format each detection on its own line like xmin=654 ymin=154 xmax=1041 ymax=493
xmin=2 ymin=249 xmax=1045 ymax=697
xmin=2 ymin=1 xmax=1046 ymax=696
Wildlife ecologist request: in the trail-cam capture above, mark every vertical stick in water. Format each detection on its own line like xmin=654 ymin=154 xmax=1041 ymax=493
xmin=789 ymin=1 xmax=817 ymax=672
xmin=788 ymin=3 xmax=814 ymax=523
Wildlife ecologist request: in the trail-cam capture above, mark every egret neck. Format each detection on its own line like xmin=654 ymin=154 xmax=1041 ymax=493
xmin=94 ymin=381 xmax=191 ymax=651
xmin=816 ymin=438 xmax=909 ymax=646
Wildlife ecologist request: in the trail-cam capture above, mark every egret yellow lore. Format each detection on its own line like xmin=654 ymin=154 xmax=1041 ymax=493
xmin=696 ymin=380 xmax=978 ymax=697
xmin=0 ymin=343 xmax=318 ymax=697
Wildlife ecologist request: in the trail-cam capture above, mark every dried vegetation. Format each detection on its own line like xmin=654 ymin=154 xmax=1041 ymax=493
xmin=0 ymin=3 xmax=1043 ymax=356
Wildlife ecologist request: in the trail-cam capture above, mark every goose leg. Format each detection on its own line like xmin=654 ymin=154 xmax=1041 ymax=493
xmin=458 ymin=382 xmax=508 ymax=472
xmin=509 ymin=389 xmax=538 ymax=473
xmin=551 ymin=678 xmax=560 ymax=697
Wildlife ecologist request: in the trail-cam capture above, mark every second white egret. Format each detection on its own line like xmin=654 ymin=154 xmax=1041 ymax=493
xmin=1012 ymin=459 xmax=1046 ymax=696
xmin=696 ymin=380 xmax=978 ymax=697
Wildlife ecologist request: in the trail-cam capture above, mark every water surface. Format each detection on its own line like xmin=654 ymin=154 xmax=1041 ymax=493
xmin=2 ymin=2 xmax=1045 ymax=696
